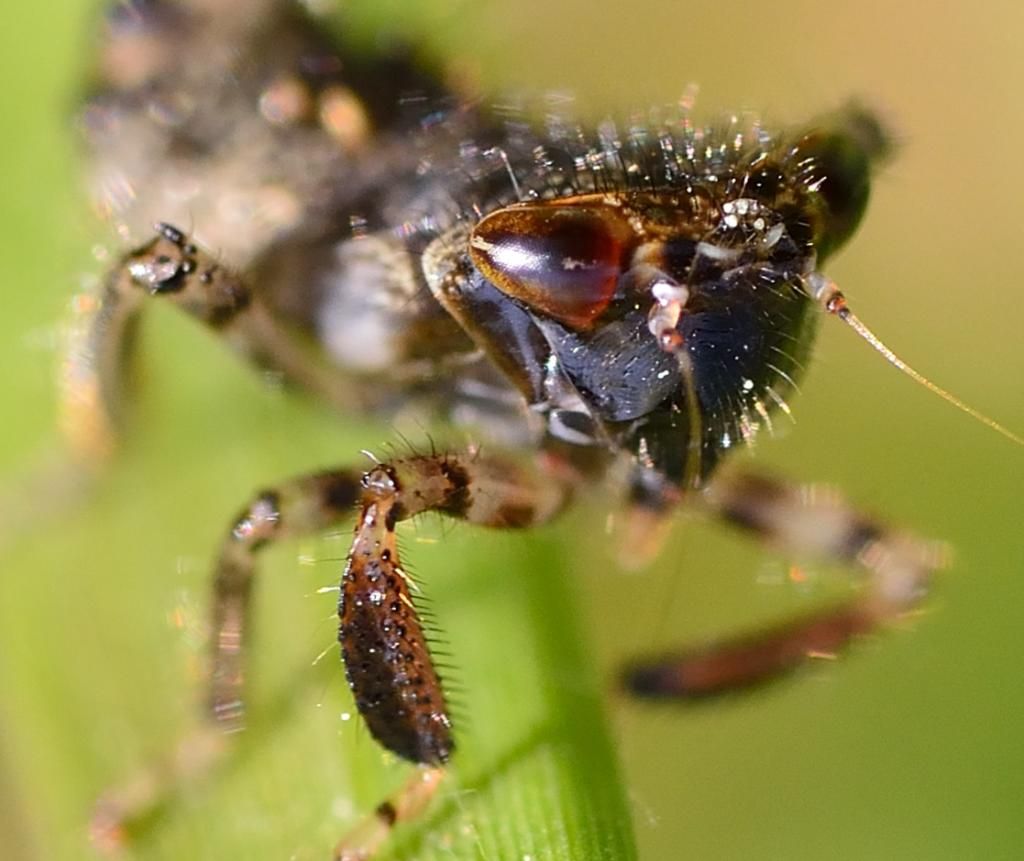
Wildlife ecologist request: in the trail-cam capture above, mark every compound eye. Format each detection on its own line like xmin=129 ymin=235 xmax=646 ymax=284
xmin=469 ymin=202 xmax=636 ymax=329
xmin=789 ymin=105 xmax=889 ymax=258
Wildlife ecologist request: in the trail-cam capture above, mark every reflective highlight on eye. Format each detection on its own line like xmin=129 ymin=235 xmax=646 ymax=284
xmin=469 ymin=202 xmax=636 ymax=329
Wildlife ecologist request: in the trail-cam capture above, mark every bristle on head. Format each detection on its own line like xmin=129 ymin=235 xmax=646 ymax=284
xmin=806 ymin=273 xmax=1024 ymax=447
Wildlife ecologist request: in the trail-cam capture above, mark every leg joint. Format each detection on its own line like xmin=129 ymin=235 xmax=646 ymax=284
xmin=228 ymin=490 xmax=282 ymax=552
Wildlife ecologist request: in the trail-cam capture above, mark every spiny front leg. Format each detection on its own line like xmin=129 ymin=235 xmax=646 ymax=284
xmin=625 ymin=471 xmax=947 ymax=699
xmin=343 ymin=453 xmax=571 ymax=760
xmin=334 ymin=451 xmax=571 ymax=858
xmin=341 ymin=469 xmax=453 ymax=765
xmin=93 ymin=451 xmax=571 ymax=857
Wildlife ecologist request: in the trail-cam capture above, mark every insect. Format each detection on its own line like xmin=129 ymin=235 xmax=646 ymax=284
xmin=73 ymin=1 xmax=1022 ymax=858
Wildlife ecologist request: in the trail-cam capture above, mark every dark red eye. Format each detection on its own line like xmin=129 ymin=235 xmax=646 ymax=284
xmin=469 ymin=201 xmax=637 ymax=329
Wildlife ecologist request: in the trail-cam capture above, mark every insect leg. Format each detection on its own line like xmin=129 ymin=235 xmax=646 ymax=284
xmin=92 ymin=452 xmax=571 ymax=856
xmin=624 ymin=471 xmax=947 ymax=698
xmin=91 ymin=467 xmax=363 ymax=849
xmin=333 ymin=450 xmax=572 ymax=858
xmin=615 ymin=470 xmax=684 ymax=570
xmin=333 ymin=767 xmax=446 ymax=861
xmin=63 ymin=224 xmax=360 ymax=461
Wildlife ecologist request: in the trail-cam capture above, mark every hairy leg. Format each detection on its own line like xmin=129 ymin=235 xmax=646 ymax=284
xmin=93 ymin=450 xmax=572 ymax=857
xmin=333 ymin=451 xmax=571 ymax=857
xmin=624 ymin=471 xmax=947 ymax=698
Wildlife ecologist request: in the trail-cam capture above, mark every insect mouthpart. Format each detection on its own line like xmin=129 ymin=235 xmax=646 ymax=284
xmin=646 ymin=279 xmax=691 ymax=351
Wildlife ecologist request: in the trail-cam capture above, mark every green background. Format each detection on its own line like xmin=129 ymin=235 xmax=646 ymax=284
xmin=2 ymin=2 xmax=1023 ymax=859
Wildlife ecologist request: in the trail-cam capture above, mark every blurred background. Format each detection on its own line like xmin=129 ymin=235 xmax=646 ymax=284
xmin=1 ymin=1 xmax=1023 ymax=859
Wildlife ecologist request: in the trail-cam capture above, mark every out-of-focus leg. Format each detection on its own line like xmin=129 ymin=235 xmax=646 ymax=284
xmin=625 ymin=471 xmax=947 ymax=698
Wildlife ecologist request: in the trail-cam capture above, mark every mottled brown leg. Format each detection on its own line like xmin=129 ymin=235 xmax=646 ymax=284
xmin=91 ymin=467 xmax=363 ymax=849
xmin=210 ymin=470 xmax=365 ymax=728
xmin=333 ymin=767 xmax=445 ymax=861
xmin=332 ymin=451 xmax=571 ymax=858
xmin=340 ymin=453 xmax=571 ymax=759
xmin=63 ymin=223 xmax=359 ymax=461
xmin=93 ymin=451 xmax=571 ymax=856
xmin=625 ymin=471 xmax=947 ymax=698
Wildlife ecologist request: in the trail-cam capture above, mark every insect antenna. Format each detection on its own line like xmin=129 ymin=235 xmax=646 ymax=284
xmin=808 ymin=273 xmax=1024 ymax=446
